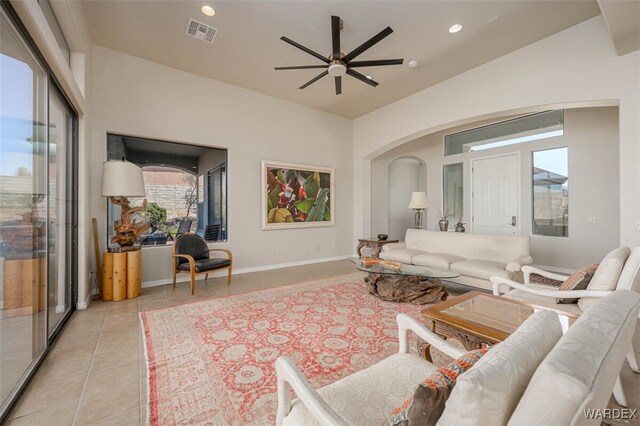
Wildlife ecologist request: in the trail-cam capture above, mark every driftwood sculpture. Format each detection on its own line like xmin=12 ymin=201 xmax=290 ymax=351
xmin=110 ymin=197 xmax=151 ymax=246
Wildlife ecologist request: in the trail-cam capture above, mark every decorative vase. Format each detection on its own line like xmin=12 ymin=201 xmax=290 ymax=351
xmin=438 ymin=218 xmax=449 ymax=232
xmin=455 ymin=219 xmax=466 ymax=233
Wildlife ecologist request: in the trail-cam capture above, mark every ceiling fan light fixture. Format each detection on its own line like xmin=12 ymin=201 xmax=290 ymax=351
xmin=201 ymin=5 xmax=215 ymax=17
xmin=449 ymin=24 xmax=463 ymax=33
xmin=328 ymin=63 xmax=347 ymax=77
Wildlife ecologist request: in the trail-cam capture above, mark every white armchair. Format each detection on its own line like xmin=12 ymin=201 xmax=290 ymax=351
xmin=491 ymin=247 xmax=640 ymax=407
xmin=492 ymin=265 xmax=611 ymax=301
xmin=274 ymin=314 xmax=465 ymax=426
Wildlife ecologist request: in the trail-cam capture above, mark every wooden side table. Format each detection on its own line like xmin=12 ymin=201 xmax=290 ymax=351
xmin=356 ymin=238 xmax=399 ymax=258
xmin=103 ymin=247 xmax=141 ymax=301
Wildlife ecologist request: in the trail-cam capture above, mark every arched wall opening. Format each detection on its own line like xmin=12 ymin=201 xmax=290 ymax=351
xmin=369 ymin=105 xmax=620 ymax=269
xmin=384 ymin=157 xmax=427 ymax=240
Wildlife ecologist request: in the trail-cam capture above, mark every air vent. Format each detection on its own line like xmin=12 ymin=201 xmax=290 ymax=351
xmin=185 ymin=18 xmax=218 ymax=44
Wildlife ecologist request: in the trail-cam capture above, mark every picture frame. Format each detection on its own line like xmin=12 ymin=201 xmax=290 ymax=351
xmin=261 ymin=160 xmax=335 ymax=230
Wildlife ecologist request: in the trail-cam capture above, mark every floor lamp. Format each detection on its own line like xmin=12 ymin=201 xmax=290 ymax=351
xmin=408 ymin=192 xmax=428 ymax=229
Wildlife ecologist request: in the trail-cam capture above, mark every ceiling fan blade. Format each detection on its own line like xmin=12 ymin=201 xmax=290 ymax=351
xmin=348 ymin=59 xmax=404 ymax=68
xmin=342 ymin=27 xmax=393 ymax=63
xmin=281 ymin=36 xmax=330 ymax=64
xmin=335 ymin=76 xmax=342 ymax=95
xmin=274 ymin=65 xmax=328 ymax=70
xmin=299 ymin=70 xmax=329 ymax=89
xmin=331 ymin=16 xmax=341 ymax=60
xmin=346 ymin=68 xmax=379 ymax=87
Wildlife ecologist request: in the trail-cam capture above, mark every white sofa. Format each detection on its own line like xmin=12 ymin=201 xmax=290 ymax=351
xmin=275 ymin=290 xmax=640 ymax=425
xmin=380 ymin=229 xmax=532 ymax=290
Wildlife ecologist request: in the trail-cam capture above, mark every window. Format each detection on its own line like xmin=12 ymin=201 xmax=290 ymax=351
xmin=442 ymin=163 xmax=463 ymax=227
xmin=445 ymin=110 xmax=564 ymax=156
xmin=106 ymin=134 xmax=227 ymax=246
xmin=532 ymin=147 xmax=568 ymax=237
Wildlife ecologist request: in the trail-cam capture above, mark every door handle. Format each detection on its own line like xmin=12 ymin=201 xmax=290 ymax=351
xmin=509 ymin=216 xmax=517 ymax=227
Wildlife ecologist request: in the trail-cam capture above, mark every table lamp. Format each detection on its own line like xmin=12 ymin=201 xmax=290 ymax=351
xmin=408 ymin=192 xmax=428 ymax=229
xmin=101 ymin=160 xmax=150 ymax=246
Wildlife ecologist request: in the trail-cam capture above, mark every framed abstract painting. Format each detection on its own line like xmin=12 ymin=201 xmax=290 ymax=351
xmin=261 ymin=160 xmax=335 ymax=230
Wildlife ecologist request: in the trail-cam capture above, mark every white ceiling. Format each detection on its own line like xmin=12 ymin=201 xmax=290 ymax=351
xmin=81 ymin=1 xmax=602 ymax=118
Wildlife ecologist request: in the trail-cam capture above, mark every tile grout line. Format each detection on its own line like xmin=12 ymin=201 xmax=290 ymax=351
xmin=70 ymin=302 xmax=110 ymax=426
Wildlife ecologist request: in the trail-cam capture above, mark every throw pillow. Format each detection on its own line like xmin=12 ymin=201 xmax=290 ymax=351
xmin=387 ymin=348 xmax=488 ymax=426
xmin=556 ymin=263 xmax=599 ymax=304
xmin=529 ymin=273 xmax=562 ymax=287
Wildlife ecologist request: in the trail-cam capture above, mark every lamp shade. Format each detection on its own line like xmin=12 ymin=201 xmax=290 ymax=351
xmin=408 ymin=192 xmax=428 ymax=209
xmin=101 ymin=161 xmax=146 ymax=197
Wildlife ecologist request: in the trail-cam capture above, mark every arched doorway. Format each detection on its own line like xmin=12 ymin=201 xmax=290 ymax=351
xmin=388 ymin=157 xmax=426 ymax=240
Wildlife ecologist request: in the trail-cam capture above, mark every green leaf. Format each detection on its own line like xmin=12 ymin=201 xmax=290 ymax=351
xmin=320 ymin=172 xmax=331 ymax=189
xmin=268 ymin=186 xmax=280 ymax=208
xmin=324 ymin=208 xmax=331 ymax=221
xmin=307 ymin=188 xmax=330 ymax=222
xmin=284 ymin=169 xmax=298 ymax=184
xmin=294 ymin=199 xmax=314 ymax=213
xmin=303 ymin=173 xmax=320 ymax=199
xmin=276 ymin=168 xmax=286 ymax=183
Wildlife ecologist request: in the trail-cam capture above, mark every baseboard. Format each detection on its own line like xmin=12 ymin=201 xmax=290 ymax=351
xmin=142 ymin=254 xmax=354 ymax=288
xmin=76 ymin=292 xmax=92 ymax=310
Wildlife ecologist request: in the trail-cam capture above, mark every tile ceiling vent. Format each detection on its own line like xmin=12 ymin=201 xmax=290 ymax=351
xmin=185 ymin=18 xmax=218 ymax=44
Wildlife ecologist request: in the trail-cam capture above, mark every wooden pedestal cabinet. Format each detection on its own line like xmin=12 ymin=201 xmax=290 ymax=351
xmin=103 ymin=248 xmax=141 ymax=301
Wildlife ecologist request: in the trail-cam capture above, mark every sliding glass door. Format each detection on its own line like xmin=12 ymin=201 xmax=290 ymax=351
xmin=0 ymin=4 xmax=77 ymax=420
xmin=47 ymin=89 xmax=74 ymax=334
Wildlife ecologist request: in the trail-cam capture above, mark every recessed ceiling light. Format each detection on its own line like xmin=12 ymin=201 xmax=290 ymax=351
xmin=201 ymin=5 xmax=215 ymax=17
xmin=488 ymin=15 xmax=499 ymax=24
xmin=408 ymin=59 xmax=418 ymax=68
xmin=449 ymin=24 xmax=462 ymax=34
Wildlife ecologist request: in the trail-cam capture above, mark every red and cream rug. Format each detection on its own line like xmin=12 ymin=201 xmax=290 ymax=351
xmin=140 ymin=273 xmax=430 ymax=425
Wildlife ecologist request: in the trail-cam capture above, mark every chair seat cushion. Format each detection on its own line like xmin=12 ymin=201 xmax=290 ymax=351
xmin=412 ymin=253 xmax=464 ymax=270
xmin=177 ymin=258 xmax=231 ymax=273
xmin=380 ymin=249 xmax=425 ymax=265
xmin=450 ymin=259 xmax=513 ymax=281
xmin=282 ymin=353 xmax=437 ymax=426
xmin=503 ymin=288 xmax=583 ymax=317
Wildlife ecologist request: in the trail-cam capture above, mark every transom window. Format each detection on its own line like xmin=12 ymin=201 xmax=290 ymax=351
xmin=445 ymin=110 xmax=564 ymax=156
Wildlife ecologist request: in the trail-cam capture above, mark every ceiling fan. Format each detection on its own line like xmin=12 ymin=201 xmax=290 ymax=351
xmin=275 ymin=16 xmax=403 ymax=95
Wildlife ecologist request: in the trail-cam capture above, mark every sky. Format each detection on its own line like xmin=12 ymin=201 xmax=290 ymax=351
xmin=1 ymin=53 xmax=45 ymax=176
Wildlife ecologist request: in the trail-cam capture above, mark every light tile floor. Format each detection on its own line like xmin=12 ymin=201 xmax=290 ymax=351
xmin=6 ymin=259 xmax=640 ymax=425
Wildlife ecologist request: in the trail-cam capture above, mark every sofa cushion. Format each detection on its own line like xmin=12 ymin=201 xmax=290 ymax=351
xmin=282 ymin=353 xmax=437 ymax=426
xmin=508 ymin=290 xmax=640 ymax=426
xmin=388 ymin=348 xmax=488 ymax=426
xmin=380 ymin=249 xmax=425 ymax=265
xmin=412 ymin=253 xmax=464 ymax=271
xmin=503 ymin=288 xmax=583 ymax=318
xmin=450 ymin=259 xmax=513 ymax=281
xmin=578 ymin=247 xmax=630 ymax=311
xmin=556 ymin=263 xmax=598 ymax=304
xmin=438 ymin=310 xmax=563 ymax=426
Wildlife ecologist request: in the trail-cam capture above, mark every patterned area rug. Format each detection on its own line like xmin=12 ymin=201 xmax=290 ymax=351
xmin=140 ymin=273 xmax=435 ymax=425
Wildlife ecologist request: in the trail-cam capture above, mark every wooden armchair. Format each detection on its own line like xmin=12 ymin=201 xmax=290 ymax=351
xmin=172 ymin=233 xmax=232 ymax=294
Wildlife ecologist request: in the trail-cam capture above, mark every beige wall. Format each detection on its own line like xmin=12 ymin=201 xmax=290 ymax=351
xmin=90 ymin=46 xmax=354 ymax=286
xmin=371 ymin=107 xmax=620 ymax=269
xmin=354 ymin=16 xmax=640 ymax=256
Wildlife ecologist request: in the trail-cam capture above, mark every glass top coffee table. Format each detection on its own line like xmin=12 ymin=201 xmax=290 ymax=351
xmin=351 ymin=258 xmax=460 ymax=305
xmin=420 ymin=291 xmax=577 ymax=361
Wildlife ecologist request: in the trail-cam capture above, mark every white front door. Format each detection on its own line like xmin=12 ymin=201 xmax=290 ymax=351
xmin=471 ymin=154 xmax=519 ymax=235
